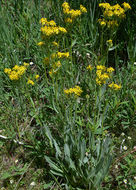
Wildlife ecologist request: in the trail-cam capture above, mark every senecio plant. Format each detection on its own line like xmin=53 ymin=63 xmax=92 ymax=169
xmin=36 ymin=2 xmax=114 ymax=190
xmin=98 ymin=2 xmax=131 ymax=66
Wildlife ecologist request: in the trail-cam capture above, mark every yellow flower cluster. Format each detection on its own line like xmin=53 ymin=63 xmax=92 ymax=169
xmin=96 ymin=65 xmax=114 ymax=85
xmin=122 ymin=2 xmax=131 ymax=11
xmin=27 ymin=75 xmax=40 ymax=86
xmin=40 ymin=18 xmax=67 ymax=37
xmin=98 ymin=19 xmax=118 ymax=28
xmin=27 ymin=79 xmax=34 ymax=86
xmin=64 ymin=85 xmax=83 ymax=97
xmin=86 ymin=65 xmax=93 ymax=71
xmin=108 ymin=82 xmax=121 ymax=90
xmin=51 ymin=52 xmax=70 ymax=59
xmin=62 ymin=2 xmax=87 ymax=23
xmin=40 ymin=18 xmax=56 ymax=26
xmin=43 ymin=51 xmax=69 ymax=76
xmin=35 ymin=75 xmax=39 ymax=80
xmin=98 ymin=2 xmax=131 ymax=28
xmin=4 ymin=63 xmax=28 ymax=80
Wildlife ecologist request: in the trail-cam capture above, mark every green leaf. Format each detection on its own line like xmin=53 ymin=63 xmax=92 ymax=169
xmin=64 ymin=143 xmax=70 ymax=158
xmin=44 ymin=125 xmax=53 ymax=148
xmin=109 ymin=44 xmax=119 ymax=51
xmin=53 ymin=139 xmax=61 ymax=157
xmin=80 ymin=139 xmax=86 ymax=162
xmin=43 ymin=182 xmax=53 ymax=189
xmin=45 ymin=156 xmax=63 ymax=174
xmin=1 ymin=172 xmax=12 ymax=180
xmin=50 ymin=170 xmax=63 ymax=177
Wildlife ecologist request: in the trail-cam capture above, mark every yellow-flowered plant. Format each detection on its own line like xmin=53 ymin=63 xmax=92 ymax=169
xmin=64 ymin=85 xmax=83 ymax=97
xmin=52 ymin=41 xmax=59 ymax=47
xmin=108 ymin=82 xmax=121 ymax=90
xmin=122 ymin=2 xmax=131 ymax=11
xmin=40 ymin=18 xmax=67 ymax=38
xmin=86 ymin=65 xmax=93 ymax=71
xmin=80 ymin=5 xmax=87 ymax=13
xmin=98 ymin=2 xmax=131 ymax=28
xmin=35 ymin=75 xmax=39 ymax=80
xmin=51 ymin=52 xmax=70 ymax=59
xmin=37 ymin=41 xmax=45 ymax=46
xmin=27 ymin=79 xmax=35 ymax=86
xmin=62 ymin=2 xmax=87 ymax=23
xmin=4 ymin=63 xmax=29 ymax=81
xmin=96 ymin=65 xmax=114 ymax=85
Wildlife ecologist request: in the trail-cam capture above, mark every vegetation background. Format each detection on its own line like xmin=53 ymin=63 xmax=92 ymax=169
xmin=0 ymin=0 xmax=136 ymax=189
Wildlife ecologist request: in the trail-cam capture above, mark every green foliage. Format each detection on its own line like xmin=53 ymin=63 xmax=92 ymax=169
xmin=45 ymin=127 xmax=112 ymax=189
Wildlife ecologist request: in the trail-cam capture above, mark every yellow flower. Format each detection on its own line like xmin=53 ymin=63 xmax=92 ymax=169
xmin=108 ymin=82 xmax=121 ymax=90
xmin=69 ymin=9 xmax=82 ymax=18
xmin=40 ymin=18 xmax=67 ymax=37
xmin=80 ymin=5 xmax=87 ymax=13
xmin=86 ymin=65 xmax=93 ymax=71
xmin=35 ymin=75 xmax=39 ymax=80
xmin=12 ymin=65 xmax=20 ymax=71
xmin=64 ymin=85 xmax=83 ymax=97
xmin=52 ymin=61 xmax=61 ymax=69
xmin=104 ymin=10 xmax=114 ymax=18
xmin=4 ymin=68 xmax=11 ymax=74
xmin=48 ymin=20 xmax=56 ymax=26
xmin=62 ymin=2 xmax=70 ymax=10
xmin=107 ymin=67 xmax=115 ymax=73
xmin=40 ymin=18 xmax=47 ymax=25
xmin=27 ymin=79 xmax=34 ymax=86
xmin=98 ymin=19 xmax=107 ymax=27
xmin=4 ymin=65 xmax=27 ymax=81
xmin=37 ymin=41 xmax=45 ymax=46
xmin=97 ymin=65 xmax=106 ymax=71
xmin=17 ymin=66 xmax=26 ymax=76
xmin=99 ymin=3 xmax=111 ymax=10
xmin=106 ymin=39 xmax=113 ymax=47
xmin=122 ymin=2 xmax=131 ymax=11
xmin=9 ymin=71 xmax=19 ymax=80
xmin=23 ymin=62 xmax=29 ymax=67
xmin=65 ymin=18 xmax=73 ymax=23
xmin=96 ymin=65 xmax=113 ymax=85
xmin=58 ymin=27 xmax=67 ymax=33
xmin=100 ymin=21 xmax=106 ymax=26
xmin=52 ymin=41 xmax=59 ymax=47
xmin=96 ymin=77 xmax=102 ymax=85
xmin=57 ymin=52 xmax=69 ymax=58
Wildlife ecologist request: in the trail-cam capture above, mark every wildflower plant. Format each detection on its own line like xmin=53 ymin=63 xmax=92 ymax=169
xmin=98 ymin=2 xmax=131 ymax=67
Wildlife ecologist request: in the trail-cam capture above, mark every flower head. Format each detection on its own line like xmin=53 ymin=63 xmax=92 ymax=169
xmin=27 ymin=79 xmax=34 ymax=86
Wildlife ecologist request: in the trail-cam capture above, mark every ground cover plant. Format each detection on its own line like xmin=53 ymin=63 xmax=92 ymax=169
xmin=0 ymin=0 xmax=136 ymax=189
